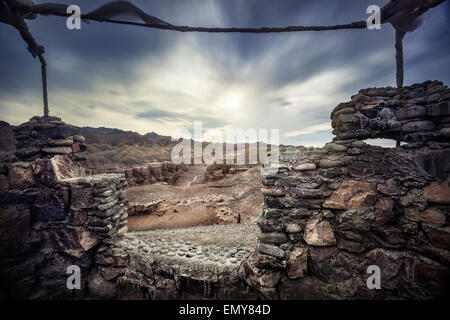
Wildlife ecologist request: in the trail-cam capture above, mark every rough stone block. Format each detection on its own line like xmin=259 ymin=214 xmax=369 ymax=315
xmin=325 ymin=143 xmax=347 ymax=153
xmin=258 ymin=232 xmax=288 ymax=244
xmin=9 ymin=164 xmax=35 ymax=190
xmin=318 ymin=159 xmax=345 ymax=168
xmin=287 ymin=248 xmax=308 ymax=279
xmin=47 ymin=138 xmax=73 ymax=147
xmin=424 ymin=181 xmax=450 ymax=204
xmin=323 ymin=180 xmax=377 ymax=209
xmin=42 ymin=147 xmax=72 ymax=155
xmin=294 ymin=163 xmax=316 ymax=171
xmin=303 ymin=218 xmax=336 ymax=246
xmin=257 ymin=243 xmax=285 ymax=258
xmin=261 ymin=188 xmax=285 ymax=197
xmin=402 ymin=121 xmax=436 ymax=133
xmin=405 ymin=208 xmax=446 ymax=225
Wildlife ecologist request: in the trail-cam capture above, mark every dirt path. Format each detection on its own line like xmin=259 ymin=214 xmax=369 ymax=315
xmin=174 ymin=165 xmax=207 ymax=187
xmin=186 ymin=165 xmax=208 ymax=188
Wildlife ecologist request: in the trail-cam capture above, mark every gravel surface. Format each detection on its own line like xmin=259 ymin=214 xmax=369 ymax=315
xmin=129 ymin=222 xmax=259 ymax=249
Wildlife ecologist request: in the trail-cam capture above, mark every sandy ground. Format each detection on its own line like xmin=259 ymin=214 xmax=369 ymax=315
xmin=126 ymin=165 xmax=263 ymax=231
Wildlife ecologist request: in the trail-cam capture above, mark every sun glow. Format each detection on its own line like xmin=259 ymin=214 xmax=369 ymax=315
xmin=219 ymin=91 xmax=243 ymax=112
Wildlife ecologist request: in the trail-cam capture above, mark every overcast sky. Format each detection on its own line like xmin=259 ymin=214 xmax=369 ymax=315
xmin=1 ymin=0 xmax=449 ymax=146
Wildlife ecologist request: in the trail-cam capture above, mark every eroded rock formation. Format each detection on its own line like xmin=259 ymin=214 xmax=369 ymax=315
xmin=86 ymin=162 xmax=188 ymax=187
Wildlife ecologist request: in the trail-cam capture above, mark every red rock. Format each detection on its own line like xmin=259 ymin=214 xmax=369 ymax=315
xmin=287 ymin=248 xmax=308 ymax=279
xmin=373 ymin=198 xmax=395 ymax=227
xmin=404 ymin=207 xmax=446 ymax=225
xmin=377 ymin=225 xmax=406 ymax=245
xmin=8 ymin=164 xmax=35 ymax=190
xmin=424 ymin=181 xmax=450 ymax=204
xmin=76 ymin=229 xmax=100 ymax=251
xmin=362 ymin=249 xmax=401 ymax=289
xmin=304 ymin=218 xmax=336 ymax=246
xmin=422 ymin=224 xmax=450 ymax=251
xmin=323 ymin=180 xmax=377 ymax=209
xmin=377 ymin=178 xmax=402 ymax=196
xmin=409 ymin=259 xmax=449 ymax=297
xmin=50 ymin=155 xmax=85 ymax=180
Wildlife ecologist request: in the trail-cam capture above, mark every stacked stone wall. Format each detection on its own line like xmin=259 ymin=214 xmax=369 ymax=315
xmin=331 ymin=80 xmax=450 ymax=144
xmin=0 ymin=117 xmax=128 ymax=299
xmin=13 ymin=116 xmax=87 ymax=162
xmin=247 ymin=81 xmax=450 ymax=299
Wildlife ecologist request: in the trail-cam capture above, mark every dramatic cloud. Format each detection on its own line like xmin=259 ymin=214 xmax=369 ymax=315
xmin=0 ymin=0 xmax=449 ymax=146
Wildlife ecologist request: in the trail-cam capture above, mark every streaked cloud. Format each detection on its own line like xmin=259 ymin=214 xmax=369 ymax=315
xmin=0 ymin=0 xmax=449 ymax=146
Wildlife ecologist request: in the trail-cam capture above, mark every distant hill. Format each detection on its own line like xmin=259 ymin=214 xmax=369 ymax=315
xmin=81 ymin=127 xmax=140 ymax=136
xmin=80 ymin=127 xmax=176 ymax=169
xmin=144 ymin=131 xmax=172 ymax=141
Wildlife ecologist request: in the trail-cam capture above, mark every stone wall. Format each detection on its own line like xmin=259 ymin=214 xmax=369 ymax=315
xmin=0 ymin=117 xmax=255 ymax=299
xmin=90 ymin=228 xmax=257 ymax=299
xmin=246 ymin=81 xmax=450 ymax=299
xmin=13 ymin=116 xmax=87 ymax=162
xmin=0 ymin=116 xmax=128 ymax=299
xmin=331 ymin=80 xmax=450 ymax=144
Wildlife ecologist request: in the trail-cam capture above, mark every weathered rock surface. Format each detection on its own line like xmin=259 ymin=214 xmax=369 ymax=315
xmin=323 ymin=180 xmax=377 ymax=209
xmin=249 ymin=82 xmax=450 ymax=300
xmin=13 ymin=116 xmax=86 ymax=162
xmin=303 ymin=218 xmax=336 ymax=246
xmin=330 ymin=81 xmax=450 ymax=144
xmin=287 ymin=248 xmax=308 ymax=279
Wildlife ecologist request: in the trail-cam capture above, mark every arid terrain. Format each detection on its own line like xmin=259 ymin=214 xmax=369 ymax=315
xmin=126 ymin=164 xmax=263 ymax=230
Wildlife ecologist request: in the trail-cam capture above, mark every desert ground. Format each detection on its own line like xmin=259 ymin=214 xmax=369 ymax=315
xmin=126 ymin=164 xmax=263 ymax=230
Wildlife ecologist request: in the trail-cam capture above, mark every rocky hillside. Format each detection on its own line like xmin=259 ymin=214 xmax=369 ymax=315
xmin=0 ymin=122 xmax=178 ymax=168
xmin=79 ymin=127 xmax=177 ymax=169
